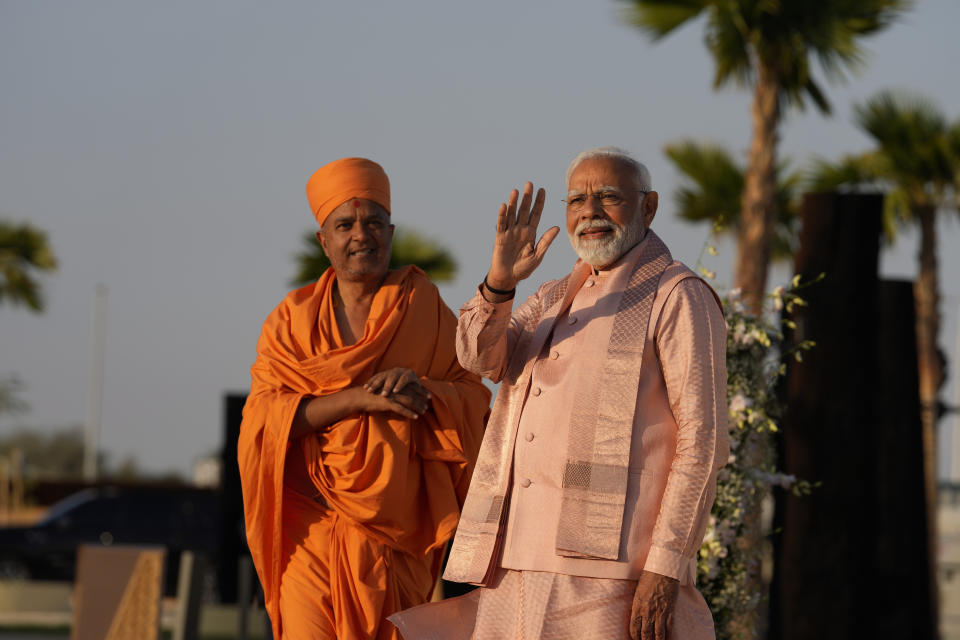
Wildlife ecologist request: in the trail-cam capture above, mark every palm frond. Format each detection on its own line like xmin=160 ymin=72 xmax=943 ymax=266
xmin=621 ymin=0 xmax=708 ymax=40
xmin=665 ymin=140 xmax=743 ymax=226
xmin=626 ymin=0 xmax=910 ymax=114
xmin=389 ymin=229 xmax=457 ymax=282
xmin=665 ymin=139 xmax=799 ymax=260
xmin=0 ymin=221 xmax=58 ymax=312
xmin=855 ymin=90 xmax=954 ymax=205
xmin=805 ymin=154 xmax=877 ymax=192
xmin=705 ymin=4 xmax=752 ymax=88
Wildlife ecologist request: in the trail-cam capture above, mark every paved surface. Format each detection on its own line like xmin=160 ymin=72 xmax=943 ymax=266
xmin=0 ymin=507 xmax=957 ymax=639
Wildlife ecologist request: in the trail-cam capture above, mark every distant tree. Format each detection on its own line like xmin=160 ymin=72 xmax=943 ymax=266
xmin=0 ymin=220 xmax=57 ymax=312
xmin=107 ymin=455 xmax=143 ymax=482
xmin=0 ymin=221 xmax=57 ymax=424
xmin=664 ymin=140 xmax=801 ymax=261
xmin=291 ymin=226 xmax=457 ymax=287
xmin=96 ymin=451 xmax=185 ymax=483
xmin=624 ymin=0 xmax=910 ymax=313
xmin=808 ymin=91 xmax=960 ymax=546
xmin=0 ymin=427 xmax=85 ymax=478
xmin=0 ymin=375 xmax=27 ymax=416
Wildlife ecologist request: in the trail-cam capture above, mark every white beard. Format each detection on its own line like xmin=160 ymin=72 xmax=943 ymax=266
xmin=569 ymin=219 xmax=646 ymax=268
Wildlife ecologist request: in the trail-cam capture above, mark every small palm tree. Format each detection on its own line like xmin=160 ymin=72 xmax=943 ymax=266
xmin=808 ymin=92 xmax=960 ymax=557
xmin=291 ymin=226 xmax=457 ymax=287
xmin=0 ymin=220 xmax=57 ymax=312
xmin=665 ymin=140 xmax=801 ymax=637
xmin=0 ymin=375 xmax=27 ymax=416
xmin=665 ymin=140 xmax=801 ymax=261
xmin=624 ymin=0 xmax=910 ymax=313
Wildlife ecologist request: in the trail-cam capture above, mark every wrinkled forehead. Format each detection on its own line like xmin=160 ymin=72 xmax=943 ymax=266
xmin=566 ymin=158 xmax=641 ymax=194
xmin=565 ymin=183 xmax=625 ymax=196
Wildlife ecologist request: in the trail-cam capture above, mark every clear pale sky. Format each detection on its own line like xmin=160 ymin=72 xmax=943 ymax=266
xmin=2 ymin=1 xmax=959 ymax=478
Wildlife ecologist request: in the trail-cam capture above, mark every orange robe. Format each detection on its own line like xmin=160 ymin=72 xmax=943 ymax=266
xmin=238 ymin=266 xmax=490 ymax=639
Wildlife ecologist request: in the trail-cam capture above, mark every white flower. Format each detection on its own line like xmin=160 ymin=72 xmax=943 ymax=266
xmin=771 ymin=286 xmax=785 ymax=311
xmin=733 ymin=321 xmax=748 ymax=345
xmin=728 ymin=392 xmax=752 ymax=414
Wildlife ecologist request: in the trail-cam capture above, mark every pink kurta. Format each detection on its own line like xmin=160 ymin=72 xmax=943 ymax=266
xmin=458 ymin=242 xmax=728 ymax=586
xmin=392 ymin=237 xmax=728 ymax=639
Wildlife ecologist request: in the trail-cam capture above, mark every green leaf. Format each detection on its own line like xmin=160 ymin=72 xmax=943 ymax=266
xmin=0 ymin=220 xmax=58 ymax=313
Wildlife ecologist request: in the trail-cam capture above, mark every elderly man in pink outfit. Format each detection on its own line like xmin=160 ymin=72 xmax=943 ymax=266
xmin=391 ymin=147 xmax=728 ymax=640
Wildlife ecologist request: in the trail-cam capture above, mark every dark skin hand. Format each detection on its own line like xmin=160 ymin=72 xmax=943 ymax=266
xmin=290 ymin=367 xmax=431 ymax=438
xmin=630 ymin=570 xmax=679 ymax=640
xmin=363 ymin=367 xmax=431 ymax=415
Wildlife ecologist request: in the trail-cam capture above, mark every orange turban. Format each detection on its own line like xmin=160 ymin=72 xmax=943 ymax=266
xmin=305 ymin=158 xmax=391 ymax=227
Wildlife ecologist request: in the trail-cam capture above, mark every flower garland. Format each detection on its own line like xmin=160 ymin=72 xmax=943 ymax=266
xmin=697 ymin=274 xmax=816 ymax=639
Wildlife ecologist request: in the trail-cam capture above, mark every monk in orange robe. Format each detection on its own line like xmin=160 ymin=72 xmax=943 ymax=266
xmin=238 ymin=157 xmax=490 ymax=640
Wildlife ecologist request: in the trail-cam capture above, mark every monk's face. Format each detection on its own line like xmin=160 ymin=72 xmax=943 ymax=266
xmin=565 ymin=157 xmax=658 ymax=268
xmin=317 ymin=199 xmax=394 ymax=280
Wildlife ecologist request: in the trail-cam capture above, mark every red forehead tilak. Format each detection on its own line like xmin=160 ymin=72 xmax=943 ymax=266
xmin=353 ymin=199 xmax=361 ymax=208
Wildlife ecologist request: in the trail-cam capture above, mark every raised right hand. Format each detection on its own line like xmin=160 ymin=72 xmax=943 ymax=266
xmin=486 ymin=181 xmax=559 ymax=291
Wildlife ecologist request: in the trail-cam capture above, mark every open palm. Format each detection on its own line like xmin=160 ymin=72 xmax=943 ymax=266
xmin=486 ymin=182 xmax=559 ymax=290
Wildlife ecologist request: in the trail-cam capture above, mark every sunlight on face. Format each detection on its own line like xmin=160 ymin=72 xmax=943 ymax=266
xmin=318 ymin=199 xmax=393 ymax=280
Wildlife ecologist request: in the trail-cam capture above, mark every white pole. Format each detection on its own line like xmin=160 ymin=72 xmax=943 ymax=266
xmin=83 ymin=283 xmax=107 ymax=481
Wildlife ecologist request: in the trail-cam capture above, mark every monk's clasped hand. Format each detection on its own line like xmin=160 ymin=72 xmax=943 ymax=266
xmin=362 ymin=368 xmax=431 ymax=419
xmin=485 ymin=182 xmax=559 ymax=293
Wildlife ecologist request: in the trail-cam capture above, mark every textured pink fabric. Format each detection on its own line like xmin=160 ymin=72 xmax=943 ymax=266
xmin=408 ymin=232 xmax=728 ymax=640
xmin=391 ymin=570 xmax=716 ymax=640
xmin=447 ymin=237 xmax=727 ymax=586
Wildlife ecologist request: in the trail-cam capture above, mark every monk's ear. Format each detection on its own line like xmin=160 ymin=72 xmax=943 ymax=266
xmin=316 ymin=229 xmax=326 ymax=250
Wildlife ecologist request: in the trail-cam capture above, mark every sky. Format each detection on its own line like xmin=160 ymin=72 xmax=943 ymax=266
xmin=1 ymin=0 xmax=959 ymax=478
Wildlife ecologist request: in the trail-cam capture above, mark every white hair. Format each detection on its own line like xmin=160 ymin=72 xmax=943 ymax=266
xmin=565 ymin=146 xmax=652 ymax=191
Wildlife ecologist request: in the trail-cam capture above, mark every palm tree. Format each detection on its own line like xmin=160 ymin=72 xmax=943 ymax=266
xmin=291 ymin=226 xmax=457 ymax=287
xmin=808 ymin=92 xmax=960 ymax=576
xmin=624 ymin=0 xmax=910 ymax=313
xmin=0 ymin=220 xmax=56 ymax=421
xmin=665 ymin=140 xmax=801 ymax=262
xmin=0 ymin=220 xmax=57 ymax=312
xmin=664 ymin=139 xmax=805 ymax=638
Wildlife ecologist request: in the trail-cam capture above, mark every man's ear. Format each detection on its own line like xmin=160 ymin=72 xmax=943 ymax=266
xmin=315 ymin=229 xmax=326 ymax=250
xmin=642 ymin=191 xmax=658 ymax=228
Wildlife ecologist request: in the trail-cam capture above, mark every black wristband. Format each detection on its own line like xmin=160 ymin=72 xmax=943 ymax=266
xmin=483 ymin=275 xmax=516 ymax=297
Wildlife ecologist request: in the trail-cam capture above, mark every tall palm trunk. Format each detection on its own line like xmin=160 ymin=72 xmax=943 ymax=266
xmin=728 ymin=60 xmax=781 ymax=640
xmin=735 ymin=61 xmax=779 ymax=315
xmin=914 ymin=204 xmax=943 ymax=628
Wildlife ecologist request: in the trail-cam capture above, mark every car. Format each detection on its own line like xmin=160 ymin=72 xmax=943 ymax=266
xmin=0 ymin=485 xmax=220 ymax=595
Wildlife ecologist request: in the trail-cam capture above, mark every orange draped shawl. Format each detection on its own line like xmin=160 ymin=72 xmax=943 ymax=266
xmin=238 ymin=266 xmax=490 ymax=639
